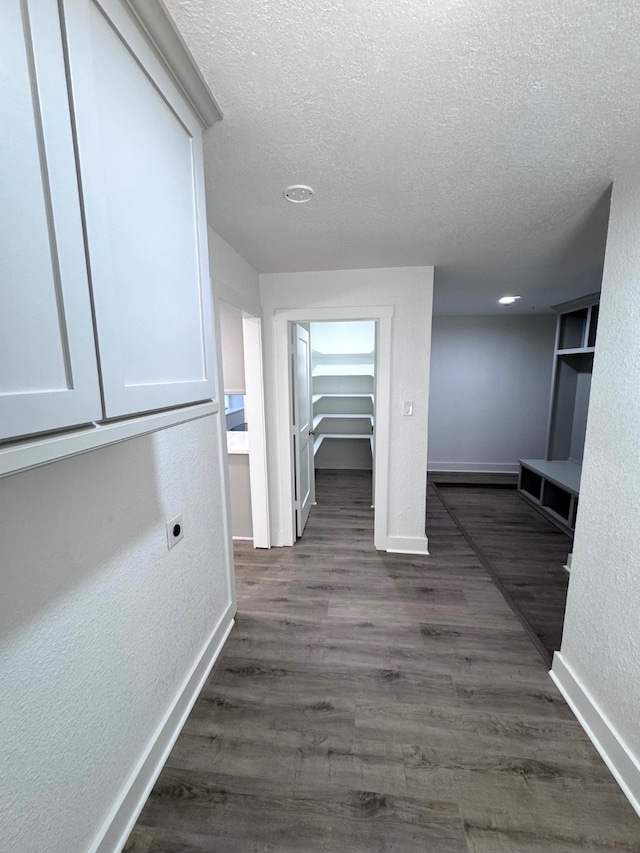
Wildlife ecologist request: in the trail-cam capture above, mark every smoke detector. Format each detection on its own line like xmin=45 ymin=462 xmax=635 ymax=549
xmin=284 ymin=184 xmax=314 ymax=203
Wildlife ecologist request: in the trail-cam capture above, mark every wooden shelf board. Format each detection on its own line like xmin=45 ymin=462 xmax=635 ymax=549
xmin=313 ymin=432 xmax=374 ymax=455
xmin=519 ymin=459 xmax=582 ymax=496
xmin=313 ymin=413 xmax=373 ymax=429
xmin=556 ymin=346 xmax=596 ymax=356
xmin=317 ymin=432 xmax=373 ymax=440
xmin=312 ymin=393 xmax=373 ymax=402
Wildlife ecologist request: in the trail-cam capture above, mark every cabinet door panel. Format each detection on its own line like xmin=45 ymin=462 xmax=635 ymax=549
xmin=62 ymin=0 xmax=217 ymax=418
xmin=0 ymin=0 xmax=102 ymax=441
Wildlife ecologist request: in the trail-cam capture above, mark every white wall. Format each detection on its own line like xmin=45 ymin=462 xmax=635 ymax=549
xmin=0 ymin=225 xmax=258 ymax=852
xmin=428 ymin=315 xmax=556 ymax=473
xmin=310 ymin=320 xmax=375 ymax=354
xmin=219 ymin=301 xmax=246 ymax=392
xmin=208 ymin=226 xmax=261 ymax=315
xmin=0 ymin=415 xmax=233 ymax=853
xmin=210 ymin=230 xmax=262 ymax=544
xmin=553 ymin=169 xmax=640 ymax=812
xmin=260 ymin=266 xmax=433 ymax=552
xmin=228 ymin=454 xmax=253 ymax=538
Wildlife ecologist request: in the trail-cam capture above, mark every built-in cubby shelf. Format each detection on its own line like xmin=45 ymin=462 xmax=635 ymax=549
xmin=519 ymin=459 xmax=580 ymax=535
xmin=518 ymin=293 xmax=598 ymax=535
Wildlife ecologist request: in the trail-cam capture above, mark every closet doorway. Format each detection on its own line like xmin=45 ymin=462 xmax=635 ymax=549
xmin=275 ymin=306 xmax=392 ymax=550
xmin=291 ymin=319 xmax=376 ymax=539
xmin=218 ymin=300 xmax=270 ymax=548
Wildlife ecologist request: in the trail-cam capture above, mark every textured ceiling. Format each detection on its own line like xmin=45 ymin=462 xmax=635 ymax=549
xmin=164 ymin=0 xmax=640 ymax=312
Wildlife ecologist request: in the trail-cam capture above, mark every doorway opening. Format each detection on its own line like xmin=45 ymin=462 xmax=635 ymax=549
xmin=291 ymin=320 xmax=376 ymax=539
xmin=218 ymin=300 xmax=270 ymax=548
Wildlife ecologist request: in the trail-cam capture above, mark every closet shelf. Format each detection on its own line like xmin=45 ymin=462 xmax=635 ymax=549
xmin=312 ymin=366 xmax=374 ymax=376
xmin=556 ymin=346 xmax=596 ymax=356
xmin=313 ymin=433 xmax=374 ymax=455
xmin=311 ymin=348 xmax=374 ymax=467
xmin=312 ymin=393 xmax=374 ymax=402
xmin=312 ymin=413 xmax=373 ymax=430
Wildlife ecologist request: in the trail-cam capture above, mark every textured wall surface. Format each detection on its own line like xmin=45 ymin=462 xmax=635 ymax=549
xmin=219 ymin=300 xmax=246 ymax=392
xmin=0 ymin=416 xmax=232 ymax=853
xmin=560 ymin=170 xmax=640 ymax=759
xmin=208 ymin=226 xmax=261 ymax=315
xmin=428 ymin=315 xmax=555 ymax=469
xmin=260 ymin=267 xmax=433 ymax=544
xmin=228 ymin=453 xmax=253 ymax=538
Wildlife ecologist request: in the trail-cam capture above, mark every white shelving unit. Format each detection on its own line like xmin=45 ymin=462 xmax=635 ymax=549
xmin=311 ymin=353 xmax=374 ymax=470
xmin=518 ymin=294 xmax=599 ymax=535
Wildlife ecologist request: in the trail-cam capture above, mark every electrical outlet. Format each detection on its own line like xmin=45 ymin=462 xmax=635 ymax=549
xmin=166 ymin=514 xmax=184 ymax=550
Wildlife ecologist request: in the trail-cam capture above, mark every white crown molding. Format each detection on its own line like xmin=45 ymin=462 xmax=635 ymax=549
xmin=126 ymin=0 xmax=223 ymax=128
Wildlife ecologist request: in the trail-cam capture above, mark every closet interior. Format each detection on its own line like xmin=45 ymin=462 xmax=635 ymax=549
xmin=309 ymin=320 xmax=376 ymax=488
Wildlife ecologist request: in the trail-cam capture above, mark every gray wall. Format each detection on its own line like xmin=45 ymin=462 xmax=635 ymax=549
xmin=219 ymin=301 xmax=246 ymax=393
xmin=228 ymin=454 xmax=253 ymax=538
xmin=428 ymin=315 xmax=556 ymax=472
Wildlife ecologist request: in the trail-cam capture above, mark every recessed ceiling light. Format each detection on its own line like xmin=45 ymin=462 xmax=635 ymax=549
xmin=499 ymin=295 xmax=521 ymax=305
xmin=283 ymin=184 xmax=314 ymax=203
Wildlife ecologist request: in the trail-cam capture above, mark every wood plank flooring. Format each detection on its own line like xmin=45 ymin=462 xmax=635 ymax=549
xmin=125 ymin=470 xmax=640 ymax=853
xmin=433 ymin=483 xmax=571 ymax=661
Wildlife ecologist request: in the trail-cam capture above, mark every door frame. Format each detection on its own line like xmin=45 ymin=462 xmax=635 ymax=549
xmin=274 ymin=306 xmax=393 ymax=549
xmin=216 ymin=295 xmax=270 ymax=549
xmin=242 ymin=314 xmax=271 ymax=548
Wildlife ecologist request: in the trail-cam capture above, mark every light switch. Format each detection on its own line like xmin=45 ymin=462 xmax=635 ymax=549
xmin=402 ymin=401 xmax=413 ymax=416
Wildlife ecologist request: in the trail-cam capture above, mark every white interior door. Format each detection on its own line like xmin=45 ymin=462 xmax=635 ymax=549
xmin=292 ymin=324 xmax=314 ymax=537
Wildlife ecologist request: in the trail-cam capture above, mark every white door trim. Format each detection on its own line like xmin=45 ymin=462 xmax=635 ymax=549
xmin=242 ymin=315 xmax=270 ymax=548
xmin=274 ymin=306 xmax=393 ymax=550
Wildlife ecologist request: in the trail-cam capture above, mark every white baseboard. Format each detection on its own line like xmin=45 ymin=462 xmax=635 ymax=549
xmin=550 ymin=652 xmax=640 ymax=818
xmin=232 ymin=536 xmax=253 ymax=541
xmin=90 ymin=606 xmax=236 ymax=853
xmin=427 ymin=462 xmax=519 ymax=474
xmin=380 ymin=535 xmax=430 ymax=555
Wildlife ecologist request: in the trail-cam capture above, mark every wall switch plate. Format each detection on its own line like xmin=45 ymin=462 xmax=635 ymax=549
xmin=402 ymin=401 xmax=413 ymax=416
xmin=166 ymin=514 xmax=184 ymax=549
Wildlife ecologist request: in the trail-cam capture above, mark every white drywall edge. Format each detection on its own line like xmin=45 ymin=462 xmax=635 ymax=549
xmin=550 ymin=652 xmax=640 ymax=818
xmin=0 ymin=402 xmax=218 ymax=480
xmin=90 ymin=607 xmax=235 ymax=853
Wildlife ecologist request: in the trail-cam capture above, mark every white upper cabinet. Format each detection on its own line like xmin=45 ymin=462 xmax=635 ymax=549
xmin=61 ymin=0 xmax=218 ymax=417
xmin=0 ymin=0 xmax=102 ymax=441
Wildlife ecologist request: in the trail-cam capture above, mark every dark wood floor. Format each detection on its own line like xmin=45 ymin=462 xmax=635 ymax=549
xmin=434 ymin=483 xmax=570 ymax=662
xmin=125 ymin=470 xmax=640 ymax=853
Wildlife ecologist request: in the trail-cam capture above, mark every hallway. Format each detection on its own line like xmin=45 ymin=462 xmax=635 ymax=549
xmin=126 ymin=471 xmax=640 ymax=852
